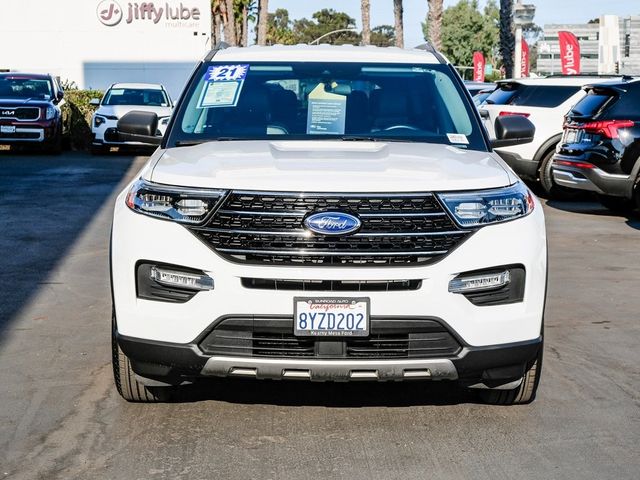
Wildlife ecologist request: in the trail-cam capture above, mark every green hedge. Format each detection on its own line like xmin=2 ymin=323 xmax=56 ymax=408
xmin=64 ymin=89 xmax=103 ymax=150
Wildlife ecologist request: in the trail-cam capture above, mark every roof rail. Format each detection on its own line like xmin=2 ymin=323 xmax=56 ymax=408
xmin=414 ymin=42 xmax=446 ymax=64
xmin=544 ymin=73 xmax=623 ymax=78
xmin=204 ymin=41 xmax=230 ymax=61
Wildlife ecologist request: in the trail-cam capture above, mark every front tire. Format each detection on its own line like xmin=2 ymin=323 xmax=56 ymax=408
xmin=112 ymin=321 xmax=172 ymax=402
xmin=478 ymin=344 xmax=543 ymax=405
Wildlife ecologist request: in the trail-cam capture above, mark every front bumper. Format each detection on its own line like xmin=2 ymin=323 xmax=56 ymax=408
xmin=117 ymin=328 xmax=542 ymax=386
xmin=0 ymin=120 xmax=58 ymax=143
xmin=552 ymin=154 xmax=633 ymax=198
xmin=92 ymin=118 xmax=166 ymax=146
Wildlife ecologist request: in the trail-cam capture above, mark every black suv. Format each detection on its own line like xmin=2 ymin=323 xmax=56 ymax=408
xmin=0 ymin=73 xmax=69 ymax=154
xmin=552 ymin=78 xmax=640 ymax=211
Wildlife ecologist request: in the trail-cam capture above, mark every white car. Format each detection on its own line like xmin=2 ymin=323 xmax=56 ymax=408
xmin=90 ymin=82 xmax=173 ymax=153
xmin=480 ymin=76 xmax=621 ymax=197
xmin=110 ymin=44 xmax=547 ymax=405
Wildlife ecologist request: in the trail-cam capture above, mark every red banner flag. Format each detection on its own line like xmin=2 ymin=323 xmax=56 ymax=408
xmin=558 ymin=31 xmax=581 ymax=75
xmin=473 ymin=51 xmax=485 ymax=82
xmin=521 ymin=38 xmax=530 ymax=77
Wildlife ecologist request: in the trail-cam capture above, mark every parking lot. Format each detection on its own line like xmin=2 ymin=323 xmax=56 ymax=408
xmin=0 ymin=151 xmax=638 ymax=479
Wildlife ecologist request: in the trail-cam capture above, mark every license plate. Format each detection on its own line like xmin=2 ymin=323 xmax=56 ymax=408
xmin=1 ymin=126 xmax=16 ymax=134
xmin=564 ymin=129 xmax=579 ymax=143
xmin=294 ymin=297 xmax=370 ymax=337
xmin=0 ymin=144 xmax=10 ymax=151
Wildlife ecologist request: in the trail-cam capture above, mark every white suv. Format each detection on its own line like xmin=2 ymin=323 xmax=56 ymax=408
xmin=90 ymin=83 xmax=173 ymax=154
xmin=480 ymin=76 xmax=620 ymax=197
xmin=110 ymin=44 xmax=547 ymax=405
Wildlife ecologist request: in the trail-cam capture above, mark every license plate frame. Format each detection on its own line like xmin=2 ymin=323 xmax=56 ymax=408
xmin=0 ymin=125 xmax=16 ymax=134
xmin=294 ymin=297 xmax=370 ymax=337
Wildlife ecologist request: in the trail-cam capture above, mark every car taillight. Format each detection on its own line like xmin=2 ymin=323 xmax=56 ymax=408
xmin=499 ymin=111 xmax=530 ymax=118
xmin=554 ymin=160 xmax=596 ymax=169
xmin=582 ymin=120 xmax=634 ymax=139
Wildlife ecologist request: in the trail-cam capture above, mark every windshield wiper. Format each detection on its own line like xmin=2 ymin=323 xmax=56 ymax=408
xmin=339 ymin=136 xmax=412 ymax=143
xmin=175 ymin=140 xmax=206 ymax=147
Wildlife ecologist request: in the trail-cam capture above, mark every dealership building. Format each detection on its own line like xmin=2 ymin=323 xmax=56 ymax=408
xmin=536 ymin=15 xmax=640 ymax=75
xmin=0 ymin=0 xmax=212 ymax=99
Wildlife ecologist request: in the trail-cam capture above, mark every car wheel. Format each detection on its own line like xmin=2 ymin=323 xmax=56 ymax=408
xmin=539 ymin=150 xmax=578 ymax=200
xmin=634 ymin=174 xmax=640 ymax=212
xmin=597 ymin=194 xmax=635 ymax=213
xmin=478 ymin=343 xmax=543 ymax=405
xmin=112 ymin=318 xmax=172 ymax=403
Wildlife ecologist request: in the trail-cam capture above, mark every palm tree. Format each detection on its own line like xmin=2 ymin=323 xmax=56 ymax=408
xmin=361 ymin=0 xmax=371 ymax=45
xmin=500 ymin=0 xmax=514 ymax=77
xmin=393 ymin=0 xmax=404 ymax=48
xmin=426 ymin=0 xmax=443 ymax=50
xmin=221 ymin=0 xmax=237 ymax=46
xmin=257 ymin=0 xmax=269 ymax=45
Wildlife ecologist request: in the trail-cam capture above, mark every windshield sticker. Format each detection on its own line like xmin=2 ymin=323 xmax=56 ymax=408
xmin=205 ymin=65 xmax=249 ymax=82
xmin=198 ymin=80 xmax=243 ymax=108
xmin=306 ymin=83 xmax=347 ymax=135
xmin=109 ymin=89 xmax=124 ymax=96
xmin=446 ymin=133 xmax=469 ymax=144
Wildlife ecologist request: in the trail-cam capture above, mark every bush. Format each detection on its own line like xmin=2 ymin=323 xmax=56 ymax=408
xmin=64 ymin=89 xmax=103 ymax=150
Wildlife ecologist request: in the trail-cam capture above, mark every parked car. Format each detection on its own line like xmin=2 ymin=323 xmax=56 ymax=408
xmin=0 ymin=73 xmax=69 ymax=153
xmin=480 ymin=76 xmax=623 ymax=197
xmin=90 ymin=83 xmax=172 ymax=154
xmin=552 ymin=77 xmax=640 ymax=211
xmin=464 ymin=81 xmax=494 ymax=97
xmin=473 ymin=88 xmax=495 ymax=107
xmin=110 ymin=44 xmax=546 ymax=405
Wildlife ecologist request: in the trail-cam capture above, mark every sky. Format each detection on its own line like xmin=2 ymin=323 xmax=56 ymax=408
xmin=269 ymin=0 xmax=639 ymax=47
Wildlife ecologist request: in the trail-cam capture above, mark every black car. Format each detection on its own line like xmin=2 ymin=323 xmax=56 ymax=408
xmin=0 ymin=73 xmax=70 ymax=154
xmin=552 ymin=78 xmax=640 ymax=211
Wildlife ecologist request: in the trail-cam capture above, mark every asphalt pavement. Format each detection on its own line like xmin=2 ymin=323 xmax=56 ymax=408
xmin=0 ymin=151 xmax=638 ymax=480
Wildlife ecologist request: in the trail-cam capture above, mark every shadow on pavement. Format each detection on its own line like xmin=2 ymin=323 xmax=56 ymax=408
xmin=0 ymin=150 xmax=138 ymax=336
xmin=544 ymin=198 xmax=640 ymax=230
xmin=166 ymin=377 xmax=482 ymax=407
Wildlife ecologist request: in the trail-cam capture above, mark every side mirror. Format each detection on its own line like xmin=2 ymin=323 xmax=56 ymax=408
xmin=117 ymin=111 xmax=162 ymax=145
xmin=491 ymin=115 xmax=535 ymax=149
xmin=89 ymin=98 xmax=101 ymax=107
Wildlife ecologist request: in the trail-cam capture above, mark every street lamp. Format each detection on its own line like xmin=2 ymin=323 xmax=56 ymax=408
xmin=513 ymin=1 xmax=536 ymax=78
xmin=310 ymin=28 xmax=358 ymax=45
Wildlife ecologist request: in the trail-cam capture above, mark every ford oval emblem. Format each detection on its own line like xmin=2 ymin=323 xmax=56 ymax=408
xmin=304 ymin=211 xmax=361 ymax=236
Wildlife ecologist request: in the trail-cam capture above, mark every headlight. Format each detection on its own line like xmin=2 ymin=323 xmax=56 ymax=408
xmin=45 ymin=106 xmax=57 ymax=120
xmin=125 ymin=179 xmax=226 ymax=224
xmin=94 ymin=115 xmax=106 ymax=127
xmin=438 ymin=182 xmax=535 ymax=227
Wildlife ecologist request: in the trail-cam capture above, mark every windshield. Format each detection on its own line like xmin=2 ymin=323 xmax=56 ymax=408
xmin=167 ymin=62 xmax=486 ymax=150
xmin=485 ymin=83 xmax=580 ymax=108
xmin=103 ymin=88 xmax=169 ymax=106
xmin=0 ymin=77 xmax=52 ymax=99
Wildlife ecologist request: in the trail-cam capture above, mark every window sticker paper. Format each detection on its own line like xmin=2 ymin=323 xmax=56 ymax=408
xmin=306 ymin=83 xmax=347 ymax=135
xmin=198 ymin=81 xmax=243 ymax=108
xmin=446 ymin=133 xmax=469 ymax=144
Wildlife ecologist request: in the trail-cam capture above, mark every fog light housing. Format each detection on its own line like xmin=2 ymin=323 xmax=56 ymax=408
xmin=449 ymin=271 xmax=510 ymax=293
xmin=150 ymin=266 xmax=214 ymax=291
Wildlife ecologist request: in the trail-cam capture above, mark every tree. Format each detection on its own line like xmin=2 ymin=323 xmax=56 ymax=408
xmin=222 ymin=0 xmax=237 ymax=45
xmin=499 ymin=0 xmax=514 ymax=77
xmin=266 ymin=8 xmax=295 ymax=45
xmin=257 ymin=0 xmax=269 ymax=45
xmin=426 ymin=0 xmax=443 ymax=50
xmin=393 ymin=0 xmax=404 ymax=48
xmin=433 ymin=0 xmax=499 ymax=67
xmin=361 ymin=0 xmax=371 ymax=45
xmin=292 ymin=9 xmax=360 ymax=45
xmin=371 ymin=25 xmax=395 ymax=47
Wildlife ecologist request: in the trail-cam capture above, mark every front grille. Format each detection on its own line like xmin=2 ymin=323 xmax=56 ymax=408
xmin=0 ymin=106 xmax=40 ymax=121
xmin=188 ymin=191 xmax=472 ymax=266
xmin=199 ymin=316 xmax=462 ymax=359
xmin=241 ymin=278 xmax=422 ymax=291
xmin=0 ymin=130 xmax=41 ymax=140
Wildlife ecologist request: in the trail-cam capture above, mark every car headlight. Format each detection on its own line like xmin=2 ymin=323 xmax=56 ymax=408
xmin=94 ymin=115 xmax=106 ymax=127
xmin=45 ymin=106 xmax=57 ymax=120
xmin=437 ymin=182 xmax=535 ymax=227
xmin=125 ymin=179 xmax=226 ymax=224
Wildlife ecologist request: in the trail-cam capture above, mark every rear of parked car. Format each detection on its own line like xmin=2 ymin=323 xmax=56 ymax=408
xmin=480 ymin=77 xmax=619 ymax=197
xmin=552 ymin=78 xmax=640 ymax=211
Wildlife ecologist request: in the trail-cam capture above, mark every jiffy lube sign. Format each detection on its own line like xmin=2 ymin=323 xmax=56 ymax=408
xmin=97 ymin=1 xmax=201 ymax=27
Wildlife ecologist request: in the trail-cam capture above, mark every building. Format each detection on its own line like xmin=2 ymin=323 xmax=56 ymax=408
xmin=537 ymin=15 xmax=640 ymax=75
xmin=0 ymin=0 xmax=212 ymax=99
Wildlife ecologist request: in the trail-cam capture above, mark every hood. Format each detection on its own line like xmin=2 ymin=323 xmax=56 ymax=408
xmin=149 ymin=140 xmax=512 ymax=193
xmin=0 ymin=98 xmax=52 ymax=107
xmin=96 ymin=104 xmax=172 ymax=119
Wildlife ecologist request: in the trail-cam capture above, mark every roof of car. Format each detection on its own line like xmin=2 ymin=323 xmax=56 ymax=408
xmin=110 ymin=83 xmax=165 ymax=90
xmin=0 ymin=72 xmax=52 ymax=80
xmin=497 ymin=76 xmax=626 ymax=87
xmin=207 ymin=44 xmax=441 ymax=65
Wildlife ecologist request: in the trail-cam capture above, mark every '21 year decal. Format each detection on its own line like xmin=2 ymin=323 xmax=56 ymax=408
xmin=205 ymin=65 xmax=249 ymax=82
